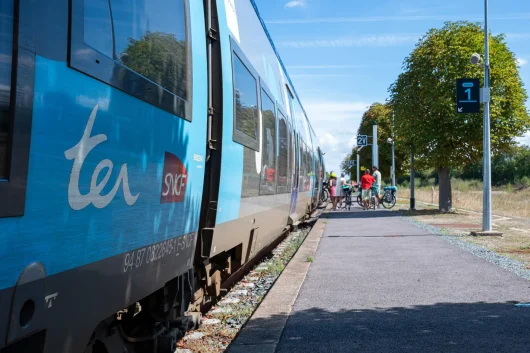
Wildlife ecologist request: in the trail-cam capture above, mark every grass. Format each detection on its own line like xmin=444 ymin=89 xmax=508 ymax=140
xmin=393 ymin=200 xmax=530 ymax=268
xmin=306 ymin=255 xmax=314 ymax=262
xmin=398 ymin=178 xmax=530 ymax=218
xmin=268 ymin=258 xmax=285 ymax=277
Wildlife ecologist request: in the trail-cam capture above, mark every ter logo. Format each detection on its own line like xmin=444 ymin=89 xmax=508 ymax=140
xmin=160 ymin=152 xmax=188 ymax=203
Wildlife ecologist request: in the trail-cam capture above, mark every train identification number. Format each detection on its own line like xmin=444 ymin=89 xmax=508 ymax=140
xmin=123 ymin=234 xmax=194 ymax=273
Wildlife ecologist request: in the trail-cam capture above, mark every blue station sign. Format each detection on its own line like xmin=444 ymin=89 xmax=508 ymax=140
xmin=456 ymin=78 xmax=480 ymax=114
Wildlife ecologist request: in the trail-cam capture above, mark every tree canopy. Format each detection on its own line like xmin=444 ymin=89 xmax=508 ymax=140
xmin=389 ymin=21 xmax=530 ymax=210
xmin=341 ymin=103 xmax=406 ymax=182
xmin=120 ymin=31 xmax=188 ymax=99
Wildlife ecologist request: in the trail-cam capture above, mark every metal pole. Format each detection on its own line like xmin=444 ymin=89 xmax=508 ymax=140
xmin=356 ymin=146 xmax=363 ymax=184
xmin=391 ymin=142 xmax=396 ymax=187
xmin=372 ymin=124 xmax=378 ymax=168
xmin=410 ymin=146 xmax=415 ymax=210
xmin=357 ymin=153 xmax=360 ymax=185
xmin=391 ymin=112 xmax=396 ymax=187
xmin=482 ymin=0 xmax=492 ymax=232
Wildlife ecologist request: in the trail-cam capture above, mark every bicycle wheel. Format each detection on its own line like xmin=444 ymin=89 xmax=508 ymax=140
xmin=357 ymin=195 xmax=363 ymax=207
xmin=321 ymin=188 xmax=329 ymax=202
xmin=382 ymin=194 xmax=397 ymax=209
xmin=346 ymin=195 xmax=351 ymax=210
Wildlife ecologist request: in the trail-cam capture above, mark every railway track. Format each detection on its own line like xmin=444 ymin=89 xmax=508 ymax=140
xmin=180 ymin=204 xmax=327 ymax=351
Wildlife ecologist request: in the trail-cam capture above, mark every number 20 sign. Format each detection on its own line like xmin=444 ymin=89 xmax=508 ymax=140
xmin=456 ymin=78 xmax=480 ymax=114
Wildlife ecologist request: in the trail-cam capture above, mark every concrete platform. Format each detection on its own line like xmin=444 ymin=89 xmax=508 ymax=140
xmin=228 ymin=208 xmax=530 ymax=353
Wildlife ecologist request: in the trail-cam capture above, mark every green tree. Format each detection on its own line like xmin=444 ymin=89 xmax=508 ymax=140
xmin=461 ymin=145 xmax=530 ymax=186
xmin=341 ymin=103 xmax=406 ymax=182
xmin=120 ymin=31 xmax=188 ymax=99
xmin=389 ymin=21 xmax=530 ymax=211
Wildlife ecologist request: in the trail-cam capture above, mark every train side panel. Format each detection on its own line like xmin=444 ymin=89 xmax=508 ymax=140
xmin=0 ymin=0 xmax=207 ymax=351
xmin=208 ymin=0 xmax=294 ymax=265
xmin=196 ymin=0 xmax=325 ymax=301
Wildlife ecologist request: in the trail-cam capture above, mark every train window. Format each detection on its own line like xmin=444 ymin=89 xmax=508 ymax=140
xmin=277 ymin=111 xmax=288 ymax=194
xmin=286 ymin=122 xmax=293 ymax=191
xmin=0 ymin=0 xmax=14 ymax=179
xmin=83 ymin=0 xmax=113 ymax=58
xmin=71 ymin=0 xmax=191 ymax=120
xmin=231 ymin=47 xmax=259 ymax=151
xmin=259 ymin=88 xmax=276 ymax=195
xmin=298 ymin=140 xmax=305 ymax=193
xmin=0 ymin=0 xmax=35 ymax=217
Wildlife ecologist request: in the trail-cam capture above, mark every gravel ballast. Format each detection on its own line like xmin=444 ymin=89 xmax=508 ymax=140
xmin=404 ymin=217 xmax=530 ymax=281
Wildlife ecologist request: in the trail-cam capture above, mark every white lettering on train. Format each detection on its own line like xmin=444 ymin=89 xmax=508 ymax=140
xmin=64 ymin=105 xmax=139 ymax=210
xmin=162 ymin=173 xmax=187 ymax=197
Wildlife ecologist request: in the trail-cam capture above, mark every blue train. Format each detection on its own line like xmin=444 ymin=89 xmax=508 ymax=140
xmin=0 ymin=0 xmax=325 ymax=352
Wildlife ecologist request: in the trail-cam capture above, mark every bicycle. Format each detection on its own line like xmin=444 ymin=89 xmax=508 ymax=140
xmin=369 ymin=186 xmax=377 ymax=210
xmin=381 ymin=186 xmax=398 ymax=209
xmin=320 ymin=181 xmax=330 ymax=202
xmin=340 ymin=185 xmax=355 ymax=210
xmin=357 ymin=187 xmax=376 ymax=210
xmin=356 ymin=191 xmax=363 ymax=207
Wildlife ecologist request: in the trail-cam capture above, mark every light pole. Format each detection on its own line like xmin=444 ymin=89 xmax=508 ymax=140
xmin=372 ymin=124 xmax=378 ymax=168
xmin=387 ymin=138 xmax=396 ymax=187
xmin=471 ymin=1 xmax=492 ymax=232
xmin=482 ymin=0 xmax=492 ymax=232
xmin=391 ymin=112 xmax=396 ymax=187
xmin=410 ymin=145 xmax=415 ymax=210
xmin=356 ymin=146 xmax=364 ymax=185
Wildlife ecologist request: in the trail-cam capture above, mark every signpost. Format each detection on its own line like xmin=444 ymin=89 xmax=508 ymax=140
xmin=456 ymin=78 xmax=480 ymax=114
xmin=357 ymin=135 xmax=368 ymax=147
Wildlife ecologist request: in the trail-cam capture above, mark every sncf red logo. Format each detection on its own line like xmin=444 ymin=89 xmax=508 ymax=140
xmin=160 ymin=152 xmax=188 ymax=204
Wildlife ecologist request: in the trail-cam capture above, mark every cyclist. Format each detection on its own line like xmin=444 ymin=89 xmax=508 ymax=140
xmin=372 ymin=165 xmax=382 ymax=208
xmin=335 ymin=173 xmax=347 ymax=208
xmin=329 ymin=172 xmax=337 ymax=210
xmin=360 ymin=169 xmax=375 ymax=210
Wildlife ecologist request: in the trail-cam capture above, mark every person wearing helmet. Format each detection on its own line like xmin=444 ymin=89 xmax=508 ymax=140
xmin=329 ymin=172 xmax=337 ymax=210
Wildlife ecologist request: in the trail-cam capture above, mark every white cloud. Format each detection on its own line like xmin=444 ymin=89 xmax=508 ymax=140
xmin=517 ymin=58 xmax=528 ymax=66
xmin=284 ymin=0 xmax=306 ymax=8
xmin=267 ymin=13 xmax=530 ymax=24
xmin=280 ymin=34 xmax=419 ymax=48
xmin=302 ymin=101 xmax=370 ymax=173
xmin=319 ymin=132 xmax=339 ymax=151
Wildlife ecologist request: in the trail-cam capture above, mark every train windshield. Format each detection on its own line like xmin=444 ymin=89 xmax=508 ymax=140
xmin=0 ymin=0 xmax=13 ymax=179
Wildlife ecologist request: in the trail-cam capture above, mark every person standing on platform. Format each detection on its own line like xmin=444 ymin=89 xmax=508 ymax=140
xmin=372 ymin=166 xmax=382 ymax=208
xmin=335 ymin=173 xmax=347 ymax=209
xmin=361 ymin=169 xmax=375 ymax=210
xmin=329 ymin=172 xmax=337 ymax=210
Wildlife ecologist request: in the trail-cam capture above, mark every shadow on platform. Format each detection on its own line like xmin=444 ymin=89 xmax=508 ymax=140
xmin=229 ymin=301 xmax=530 ymax=353
xmin=326 ymin=208 xmax=453 ymax=219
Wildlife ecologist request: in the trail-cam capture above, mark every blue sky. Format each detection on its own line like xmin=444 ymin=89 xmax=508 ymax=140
xmin=254 ymin=0 xmax=530 ymax=174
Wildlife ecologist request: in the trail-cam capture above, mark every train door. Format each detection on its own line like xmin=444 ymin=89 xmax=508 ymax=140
xmin=286 ymin=87 xmax=299 ymax=219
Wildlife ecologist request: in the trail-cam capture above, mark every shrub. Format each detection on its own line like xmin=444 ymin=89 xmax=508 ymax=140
xmin=518 ymin=176 xmax=530 ymax=188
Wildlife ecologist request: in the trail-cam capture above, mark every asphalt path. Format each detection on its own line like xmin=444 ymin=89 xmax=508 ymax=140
xmin=276 ymin=208 xmax=530 ymax=353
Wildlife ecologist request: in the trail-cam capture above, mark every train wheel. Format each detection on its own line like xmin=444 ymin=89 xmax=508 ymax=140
xmin=83 ymin=318 xmax=127 ymax=353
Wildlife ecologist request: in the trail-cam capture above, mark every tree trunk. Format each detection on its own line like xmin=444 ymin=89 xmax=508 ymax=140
xmin=438 ymin=167 xmax=452 ymax=212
